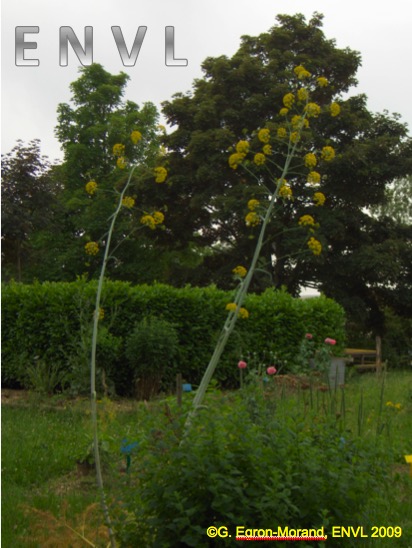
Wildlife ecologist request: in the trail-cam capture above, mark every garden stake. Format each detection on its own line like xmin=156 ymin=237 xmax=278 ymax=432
xmin=375 ymin=373 xmax=386 ymax=441
xmin=176 ymin=373 xmax=183 ymax=407
xmin=357 ymin=388 xmax=364 ymax=437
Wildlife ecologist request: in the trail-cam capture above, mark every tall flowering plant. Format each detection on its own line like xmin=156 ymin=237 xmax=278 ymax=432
xmin=187 ymin=65 xmax=340 ymax=424
xmin=85 ymin=130 xmax=167 ymax=547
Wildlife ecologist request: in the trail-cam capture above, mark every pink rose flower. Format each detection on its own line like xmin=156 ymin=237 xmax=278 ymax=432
xmin=238 ymin=360 xmax=247 ymax=369
xmin=324 ymin=338 xmax=336 ymax=345
xmin=266 ymin=366 xmax=277 ymax=375
xmin=305 ymin=333 xmax=313 ymax=339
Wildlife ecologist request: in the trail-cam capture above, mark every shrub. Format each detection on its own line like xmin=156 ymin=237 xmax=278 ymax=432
xmin=125 ymin=316 xmax=179 ymax=399
xmin=1 ymin=281 xmax=346 ymax=393
xmin=116 ymin=390 xmax=391 ymax=547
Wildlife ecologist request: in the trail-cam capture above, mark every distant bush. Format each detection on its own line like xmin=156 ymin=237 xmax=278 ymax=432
xmin=125 ymin=317 xmax=179 ymax=399
xmin=1 ymin=280 xmax=346 ymax=395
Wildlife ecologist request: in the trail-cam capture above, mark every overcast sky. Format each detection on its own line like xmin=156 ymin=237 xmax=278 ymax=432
xmin=2 ymin=0 xmax=412 ymax=162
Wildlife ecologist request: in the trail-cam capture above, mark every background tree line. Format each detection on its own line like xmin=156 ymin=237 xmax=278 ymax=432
xmin=2 ymin=13 xmax=412 ymax=359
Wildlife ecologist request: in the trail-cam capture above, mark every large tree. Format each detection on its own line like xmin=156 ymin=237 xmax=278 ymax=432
xmin=54 ymin=64 xmax=171 ymax=282
xmin=1 ymin=140 xmax=63 ymax=281
xmin=161 ymin=12 xmax=412 ymax=331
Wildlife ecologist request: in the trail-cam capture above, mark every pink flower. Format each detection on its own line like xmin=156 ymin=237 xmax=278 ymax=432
xmin=238 ymin=360 xmax=247 ymax=369
xmin=324 ymin=338 xmax=336 ymax=345
xmin=305 ymin=333 xmax=313 ymax=339
xmin=266 ymin=366 xmax=277 ymax=375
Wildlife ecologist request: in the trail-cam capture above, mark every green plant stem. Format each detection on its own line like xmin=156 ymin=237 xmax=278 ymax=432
xmin=90 ymin=165 xmax=137 ymax=548
xmin=185 ymin=134 xmax=300 ymax=430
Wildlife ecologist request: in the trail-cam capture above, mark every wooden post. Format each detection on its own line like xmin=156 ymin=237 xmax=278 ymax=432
xmin=376 ymin=335 xmax=382 ymax=374
xmin=176 ymin=373 xmax=182 ymax=407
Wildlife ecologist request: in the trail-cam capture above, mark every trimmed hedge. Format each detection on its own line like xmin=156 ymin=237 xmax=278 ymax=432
xmin=1 ymin=280 xmax=346 ymax=395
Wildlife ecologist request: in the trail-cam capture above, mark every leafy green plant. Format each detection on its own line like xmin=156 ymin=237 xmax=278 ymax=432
xmin=116 ymin=390 xmax=393 ymax=547
xmin=25 ymin=358 xmax=69 ymax=395
xmin=125 ymin=316 xmax=179 ymax=399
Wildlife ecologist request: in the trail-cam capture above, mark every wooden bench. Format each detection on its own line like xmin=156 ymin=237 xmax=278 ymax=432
xmin=344 ymin=337 xmax=386 ymax=373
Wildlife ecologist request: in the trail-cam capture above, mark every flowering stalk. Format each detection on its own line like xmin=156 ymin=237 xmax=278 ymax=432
xmin=90 ymin=164 xmax=137 ymax=548
xmin=186 ymin=66 xmax=338 ymax=429
xmin=186 ymin=126 xmax=302 ymax=427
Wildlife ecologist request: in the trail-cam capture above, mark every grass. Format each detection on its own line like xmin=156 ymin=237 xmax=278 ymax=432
xmin=2 ymin=370 xmax=412 ymax=547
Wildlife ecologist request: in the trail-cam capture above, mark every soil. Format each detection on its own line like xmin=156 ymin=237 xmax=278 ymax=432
xmin=1 ymin=388 xmax=32 ymax=404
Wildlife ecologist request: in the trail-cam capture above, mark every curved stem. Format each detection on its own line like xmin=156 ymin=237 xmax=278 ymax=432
xmin=90 ymin=165 xmax=138 ymax=548
xmin=185 ymin=135 xmax=302 ymax=430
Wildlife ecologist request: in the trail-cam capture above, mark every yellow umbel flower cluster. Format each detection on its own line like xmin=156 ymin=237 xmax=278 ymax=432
xmin=131 ymin=130 xmax=142 ymax=144
xmin=139 ymin=211 xmax=164 ymax=228
xmin=297 ymin=88 xmax=309 ymax=102
xmin=330 ymin=102 xmax=341 ymax=117
xmin=225 ymin=303 xmax=249 ymax=319
xmin=283 ymin=93 xmax=295 ymax=109
xmin=116 ymin=157 xmax=127 ymax=170
xmin=307 ymin=237 xmax=322 ymax=255
xmin=298 ymin=215 xmax=316 ymax=227
xmin=113 ymin=143 xmax=125 ymax=157
xmin=85 ymin=181 xmax=98 ymax=195
xmin=245 ymin=211 xmax=260 ymax=227
xmin=154 ymin=167 xmax=168 ymax=183
xmin=232 ymin=265 xmax=247 ymax=278
xmin=294 ymin=65 xmax=311 ymax=79
xmin=307 ymin=171 xmax=321 ymax=185
xmin=386 ymin=401 xmax=402 ymax=410
xmin=321 ymin=146 xmax=336 ymax=161
xmin=277 ymin=127 xmax=287 ymax=139
xmin=229 ymin=152 xmax=245 ymax=169
xmin=262 ymin=144 xmax=272 ymax=155
xmin=291 ymin=115 xmax=309 ymax=129
xmin=304 ymin=153 xmax=317 ymax=169
xmin=239 ymin=307 xmax=249 ymax=319
xmin=313 ymin=192 xmax=326 ymax=206
xmin=85 ymin=241 xmax=99 ymax=255
xmin=236 ymin=140 xmax=250 ymax=154
xmin=317 ymin=76 xmax=328 ymax=88
xmin=140 ymin=214 xmax=156 ymax=230
xmin=279 ymin=184 xmax=293 ymax=199
xmin=254 ymin=153 xmax=266 ymax=166
xmin=152 ymin=211 xmax=165 ymax=225
xmin=258 ymin=128 xmax=270 ymax=143
xmin=121 ymin=196 xmax=135 ymax=209
xmin=305 ymin=102 xmax=321 ymax=118
xmin=247 ymin=199 xmax=260 ymax=211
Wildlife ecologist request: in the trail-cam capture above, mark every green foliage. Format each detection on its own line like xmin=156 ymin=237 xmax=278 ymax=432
xmin=1 ymin=405 xmax=90 ymax=488
xmin=116 ymin=390 xmax=392 ymax=547
xmin=125 ymin=316 xmax=179 ymax=399
xmin=161 ymin=12 xmax=412 ymax=334
xmin=1 ymin=280 xmax=345 ymax=395
xmin=25 ymin=358 xmax=70 ymax=395
xmin=56 ymin=64 xmax=160 ymax=186
xmin=1 ymin=139 xmax=63 ymax=283
xmin=126 ymin=317 xmax=179 ymax=373
xmin=2 ymin=372 xmax=411 ymax=547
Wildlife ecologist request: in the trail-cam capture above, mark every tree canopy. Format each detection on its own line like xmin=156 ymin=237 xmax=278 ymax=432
xmin=160 ymin=12 xmax=412 ymax=331
xmin=1 ymin=140 xmax=63 ymax=281
xmin=2 ymin=13 xmax=411 ymax=339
